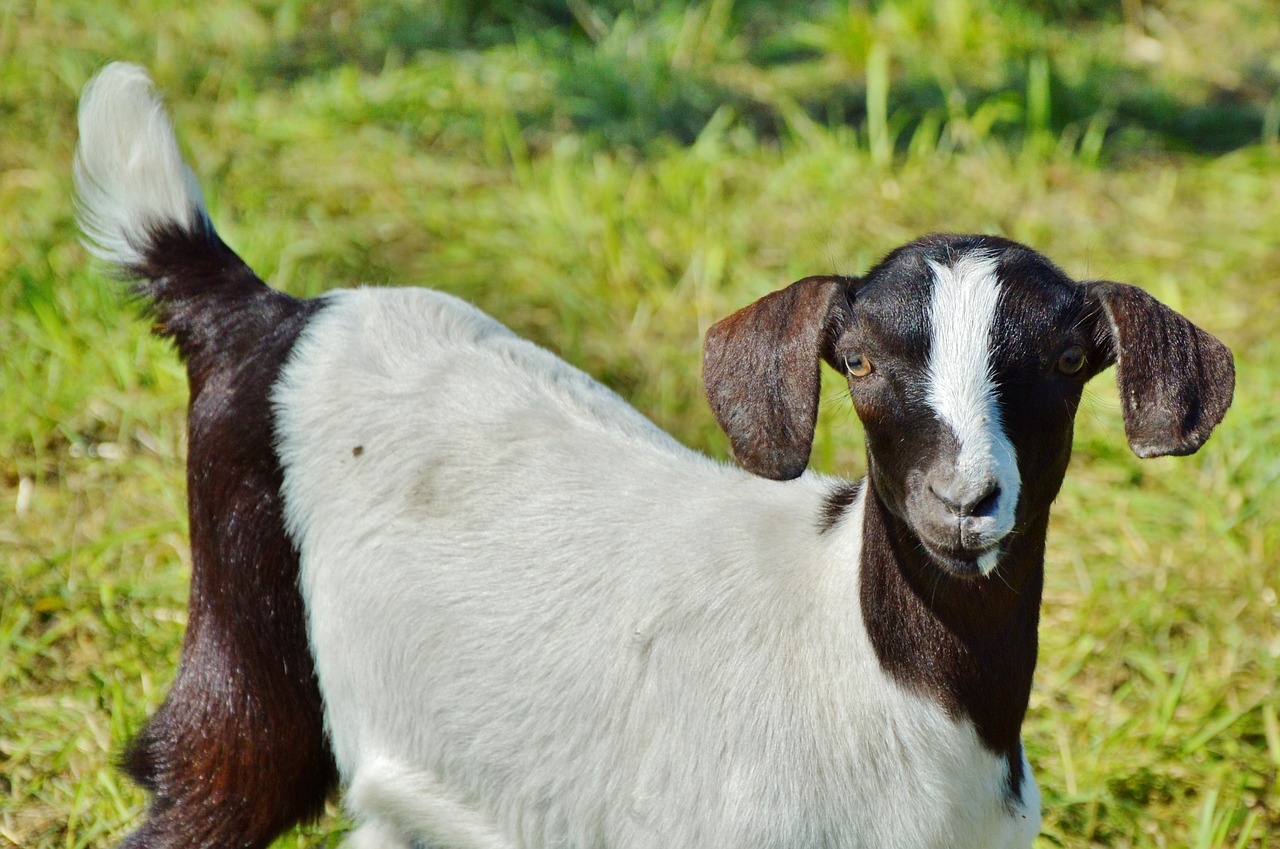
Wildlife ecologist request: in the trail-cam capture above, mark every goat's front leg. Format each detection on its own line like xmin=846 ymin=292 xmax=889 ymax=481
xmin=344 ymin=755 xmax=516 ymax=849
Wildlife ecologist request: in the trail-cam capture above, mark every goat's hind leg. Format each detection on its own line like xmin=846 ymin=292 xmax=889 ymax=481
xmin=118 ymin=364 xmax=337 ymax=846
xmin=117 ymin=358 xmax=336 ymax=846
xmin=116 ymin=632 xmax=336 ymax=849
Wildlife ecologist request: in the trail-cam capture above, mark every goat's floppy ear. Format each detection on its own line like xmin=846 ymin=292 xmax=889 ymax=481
xmin=703 ymin=276 xmax=852 ymax=480
xmin=1087 ymin=281 xmax=1235 ymax=458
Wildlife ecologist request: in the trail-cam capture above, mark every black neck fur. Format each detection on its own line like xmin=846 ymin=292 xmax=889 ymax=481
xmin=857 ymin=476 xmax=1045 ymax=769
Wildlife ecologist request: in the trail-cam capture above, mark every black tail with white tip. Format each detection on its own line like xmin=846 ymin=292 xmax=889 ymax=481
xmin=76 ymin=62 xmax=280 ymax=368
xmin=75 ymin=63 xmax=336 ymax=849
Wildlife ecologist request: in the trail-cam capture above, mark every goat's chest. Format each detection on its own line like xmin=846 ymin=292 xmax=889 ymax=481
xmin=616 ymin=666 xmax=1042 ymax=849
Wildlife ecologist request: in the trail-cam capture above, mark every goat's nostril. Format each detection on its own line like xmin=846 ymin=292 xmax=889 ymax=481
xmin=929 ymin=482 xmax=957 ymax=512
xmin=970 ymin=484 xmax=1000 ymax=517
xmin=930 ymin=479 xmax=1000 ymax=517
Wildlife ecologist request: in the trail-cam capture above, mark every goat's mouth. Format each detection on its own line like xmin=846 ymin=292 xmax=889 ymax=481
xmin=903 ymin=488 xmax=1015 ymax=578
xmin=915 ymin=535 xmax=1004 ymax=578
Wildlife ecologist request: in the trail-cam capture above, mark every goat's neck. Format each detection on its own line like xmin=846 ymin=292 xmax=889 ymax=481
xmin=857 ymin=478 xmax=1046 ymax=757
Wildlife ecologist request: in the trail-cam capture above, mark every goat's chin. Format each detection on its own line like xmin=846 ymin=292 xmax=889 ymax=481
xmin=915 ymin=537 xmax=1003 ymax=579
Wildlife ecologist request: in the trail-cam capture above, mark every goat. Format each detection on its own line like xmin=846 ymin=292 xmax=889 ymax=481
xmin=75 ymin=63 xmax=1234 ymax=849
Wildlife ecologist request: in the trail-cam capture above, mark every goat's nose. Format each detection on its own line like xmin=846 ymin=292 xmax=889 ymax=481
xmin=929 ymin=478 xmax=1000 ymax=518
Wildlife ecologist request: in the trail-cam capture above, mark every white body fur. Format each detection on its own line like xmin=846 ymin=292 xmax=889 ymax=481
xmin=274 ymin=288 xmax=1041 ymax=849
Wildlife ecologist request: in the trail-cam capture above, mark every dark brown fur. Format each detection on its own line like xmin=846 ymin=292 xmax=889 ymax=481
xmin=118 ymin=221 xmax=335 ymax=849
xmin=703 ymin=276 xmax=854 ymax=481
xmin=856 ymin=480 xmax=1043 ymax=798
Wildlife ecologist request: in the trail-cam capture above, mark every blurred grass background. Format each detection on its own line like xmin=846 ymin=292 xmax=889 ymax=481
xmin=2 ymin=0 xmax=1278 ymax=846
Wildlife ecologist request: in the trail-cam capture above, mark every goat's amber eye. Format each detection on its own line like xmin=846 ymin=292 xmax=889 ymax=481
xmin=1057 ymin=346 xmax=1086 ymax=375
xmin=845 ymin=354 xmax=874 ymax=378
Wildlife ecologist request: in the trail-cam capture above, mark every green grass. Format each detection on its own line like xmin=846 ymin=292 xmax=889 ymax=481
xmin=2 ymin=1 xmax=1278 ymax=847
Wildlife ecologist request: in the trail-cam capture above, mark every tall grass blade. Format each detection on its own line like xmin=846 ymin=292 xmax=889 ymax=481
xmin=866 ymin=41 xmax=890 ymax=166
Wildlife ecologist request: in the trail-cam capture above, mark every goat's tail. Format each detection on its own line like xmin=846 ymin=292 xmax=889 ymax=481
xmin=74 ymin=62 xmax=269 ymax=361
xmin=76 ymin=64 xmax=337 ymax=849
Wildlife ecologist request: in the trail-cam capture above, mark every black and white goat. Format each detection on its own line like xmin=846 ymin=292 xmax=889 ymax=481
xmin=75 ymin=63 xmax=1234 ymax=849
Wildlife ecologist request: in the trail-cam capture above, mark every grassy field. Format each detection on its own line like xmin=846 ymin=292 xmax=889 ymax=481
xmin=2 ymin=1 xmax=1278 ymax=846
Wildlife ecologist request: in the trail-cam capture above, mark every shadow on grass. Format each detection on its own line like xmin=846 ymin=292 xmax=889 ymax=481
xmin=249 ymin=0 xmax=1276 ymax=156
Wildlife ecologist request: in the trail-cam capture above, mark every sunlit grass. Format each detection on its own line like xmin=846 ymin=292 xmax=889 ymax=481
xmin=3 ymin=1 xmax=1277 ymax=847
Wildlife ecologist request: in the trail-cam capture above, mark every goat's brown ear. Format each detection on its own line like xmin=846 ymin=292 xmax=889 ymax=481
xmin=1086 ymin=281 xmax=1235 ymax=458
xmin=703 ymin=276 xmax=852 ymax=480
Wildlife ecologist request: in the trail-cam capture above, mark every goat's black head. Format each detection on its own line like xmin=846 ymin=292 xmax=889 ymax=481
xmin=704 ymin=234 xmax=1235 ymax=577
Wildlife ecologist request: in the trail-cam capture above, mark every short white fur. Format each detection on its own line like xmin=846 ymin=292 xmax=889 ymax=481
xmin=74 ymin=62 xmax=207 ymax=267
xmin=924 ymin=253 xmax=1021 ymax=573
xmin=273 ymin=287 xmax=1040 ymax=849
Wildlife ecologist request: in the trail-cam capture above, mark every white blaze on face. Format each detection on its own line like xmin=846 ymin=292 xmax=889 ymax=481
xmin=924 ymin=252 xmax=1021 ymax=574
